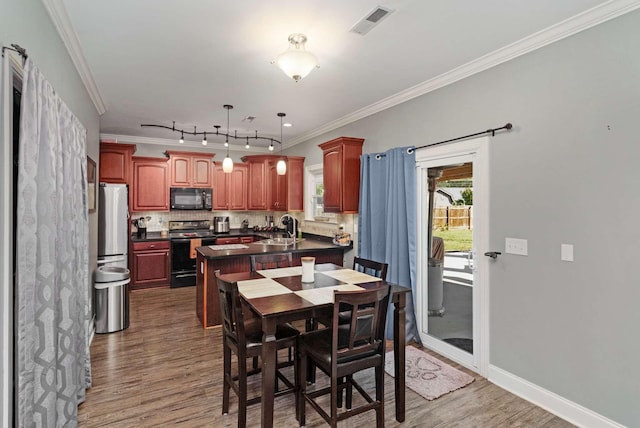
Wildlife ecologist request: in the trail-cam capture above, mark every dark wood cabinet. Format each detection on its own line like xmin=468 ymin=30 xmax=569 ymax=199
xmin=242 ymin=155 xmax=269 ymax=210
xmin=286 ymin=156 xmax=305 ymax=212
xmin=319 ymin=137 xmax=364 ymax=213
xmin=99 ymin=142 xmax=136 ymax=184
xmin=166 ymin=150 xmax=214 ymax=188
xmin=131 ymin=157 xmax=169 ymax=212
xmin=216 ymin=236 xmax=241 ymax=245
xmin=243 ymin=155 xmax=305 ymax=212
xmin=213 ymin=162 xmax=247 ymax=210
xmin=131 ymin=240 xmax=170 ymax=289
xmin=268 ymin=159 xmax=288 ymax=211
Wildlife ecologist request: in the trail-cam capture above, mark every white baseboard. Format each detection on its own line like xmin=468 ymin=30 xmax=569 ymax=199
xmin=488 ymin=365 xmax=624 ymax=428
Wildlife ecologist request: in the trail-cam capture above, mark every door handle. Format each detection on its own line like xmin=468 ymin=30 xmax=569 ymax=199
xmin=484 ymin=251 xmax=501 ymax=259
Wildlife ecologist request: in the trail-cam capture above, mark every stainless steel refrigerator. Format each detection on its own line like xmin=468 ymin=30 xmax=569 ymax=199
xmin=98 ymin=183 xmax=129 ymax=269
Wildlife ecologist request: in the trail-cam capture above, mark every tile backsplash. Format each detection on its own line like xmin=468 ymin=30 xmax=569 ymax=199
xmin=130 ymin=210 xmax=357 ymax=241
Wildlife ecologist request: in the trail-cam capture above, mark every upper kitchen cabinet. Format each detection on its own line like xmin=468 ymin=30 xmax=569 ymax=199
xmin=213 ymin=162 xmax=248 ymax=210
xmin=99 ymin=142 xmax=136 ymax=184
xmin=243 ymin=155 xmax=305 ymax=212
xmin=131 ymin=157 xmax=169 ymax=212
xmin=285 ymin=156 xmax=305 ymax=212
xmin=166 ymin=151 xmax=214 ymax=188
xmin=242 ymin=155 xmax=269 ymax=210
xmin=267 ymin=156 xmax=304 ymax=211
xmin=319 ymin=137 xmax=364 ymax=213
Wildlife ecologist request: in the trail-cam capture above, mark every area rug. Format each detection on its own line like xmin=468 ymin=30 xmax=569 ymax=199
xmin=384 ymin=346 xmax=474 ymax=400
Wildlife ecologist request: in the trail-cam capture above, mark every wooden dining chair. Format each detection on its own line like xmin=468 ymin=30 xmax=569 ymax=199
xmin=215 ymin=270 xmax=299 ymax=428
xmin=353 ymin=256 xmax=388 ymax=281
xmin=250 ymin=252 xmax=293 ymax=271
xmin=316 ymin=257 xmax=389 ymax=329
xmin=297 ymin=285 xmax=392 ymax=427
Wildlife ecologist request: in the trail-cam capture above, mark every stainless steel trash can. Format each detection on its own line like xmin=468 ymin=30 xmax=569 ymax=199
xmin=95 ymin=266 xmax=130 ymax=333
xmin=427 ymin=258 xmax=445 ymax=316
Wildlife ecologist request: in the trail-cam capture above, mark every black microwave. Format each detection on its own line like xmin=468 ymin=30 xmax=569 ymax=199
xmin=170 ymin=187 xmax=212 ymax=210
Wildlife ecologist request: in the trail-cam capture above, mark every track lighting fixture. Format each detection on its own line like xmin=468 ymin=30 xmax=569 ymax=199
xmin=141 ymin=105 xmax=286 ymax=157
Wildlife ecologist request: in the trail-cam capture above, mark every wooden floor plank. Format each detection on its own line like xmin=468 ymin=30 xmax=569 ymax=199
xmin=79 ymin=286 xmax=573 ymax=427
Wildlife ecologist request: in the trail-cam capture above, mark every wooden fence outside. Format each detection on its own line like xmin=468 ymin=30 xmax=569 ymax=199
xmin=433 ymin=206 xmax=473 ymax=230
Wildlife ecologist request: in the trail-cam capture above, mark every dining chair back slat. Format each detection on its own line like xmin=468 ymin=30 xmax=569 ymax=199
xmin=250 ymin=252 xmax=293 ymax=271
xmin=352 ymin=256 xmax=388 ymax=281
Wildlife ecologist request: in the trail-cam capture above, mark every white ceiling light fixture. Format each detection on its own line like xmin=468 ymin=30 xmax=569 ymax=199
xmin=275 ymin=33 xmax=318 ymax=82
xmin=276 ymin=112 xmax=287 ymax=175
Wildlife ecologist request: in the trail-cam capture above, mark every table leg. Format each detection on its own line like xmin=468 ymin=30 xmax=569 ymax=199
xmin=261 ymin=318 xmax=277 ymax=428
xmin=393 ymin=292 xmax=406 ymax=422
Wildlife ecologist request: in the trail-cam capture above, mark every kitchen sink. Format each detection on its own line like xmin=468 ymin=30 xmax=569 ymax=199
xmin=258 ymin=238 xmax=304 ymax=246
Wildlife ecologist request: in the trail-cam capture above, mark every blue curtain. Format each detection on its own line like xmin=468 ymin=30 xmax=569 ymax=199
xmin=358 ymin=146 xmax=419 ymax=343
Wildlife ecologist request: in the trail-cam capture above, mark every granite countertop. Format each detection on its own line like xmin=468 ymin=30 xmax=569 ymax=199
xmin=130 ymin=228 xmax=339 ymax=244
xmin=196 ymin=237 xmax=351 ymax=260
xmin=130 ymin=232 xmax=170 ymax=242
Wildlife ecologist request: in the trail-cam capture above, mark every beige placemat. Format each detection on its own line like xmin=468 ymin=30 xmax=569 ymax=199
xmin=237 ymin=278 xmax=293 ymax=299
xmin=257 ymin=266 xmax=303 ymax=278
xmin=321 ymin=269 xmax=383 ymax=284
xmin=294 ymin=284 xmax=363 ymax=305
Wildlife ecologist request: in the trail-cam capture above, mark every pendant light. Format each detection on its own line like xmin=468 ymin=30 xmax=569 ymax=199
xmin=276 ymin=113 xmax=286 ymax=175
xmin=222 ymin=105 xmax=233 ymax=173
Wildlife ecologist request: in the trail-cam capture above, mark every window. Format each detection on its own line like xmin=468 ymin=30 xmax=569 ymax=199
xmin=305 ymin=164 xmax=336 ymax=222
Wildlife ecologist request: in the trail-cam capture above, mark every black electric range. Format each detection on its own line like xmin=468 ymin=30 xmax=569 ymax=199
xmin=169 ymin=220 xmax=217 ymax=287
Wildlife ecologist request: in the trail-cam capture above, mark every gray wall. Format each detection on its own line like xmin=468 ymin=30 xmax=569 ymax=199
xmin=287 ymin=10 xmax=640 ymax=426
xmin=1 ymin=0 xmax=100 ymax=423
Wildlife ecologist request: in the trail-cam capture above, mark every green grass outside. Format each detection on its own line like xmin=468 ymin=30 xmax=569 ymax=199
xmin=433 ymin=229 xmax=472 ymax=252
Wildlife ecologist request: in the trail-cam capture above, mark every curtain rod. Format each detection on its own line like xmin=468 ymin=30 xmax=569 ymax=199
xmin=2 ymin=44 xmax=28 ymax=60
xmin=373 ymin=123 xmax=513 ymax=159
xmin=413 ymin=122 xmax=512 ymax=152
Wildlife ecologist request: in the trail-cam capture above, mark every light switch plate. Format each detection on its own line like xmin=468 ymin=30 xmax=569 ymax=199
xmin=505 ymin=237 xmax=528 ymax=256
xmin=561 ymin=244 xmax=574 ymax=262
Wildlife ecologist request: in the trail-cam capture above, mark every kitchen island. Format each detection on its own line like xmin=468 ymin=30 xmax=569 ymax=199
xmin=195 ymin=237 xmax=351 ymax=328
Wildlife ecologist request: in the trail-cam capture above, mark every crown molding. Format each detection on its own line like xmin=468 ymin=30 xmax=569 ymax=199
xmin=100 ymin=133 xmax=273 ymax=153
xmin=287 ymin=0 xmax=640 ymax=146
xmin=41 ymin=0 xmax=107 ymax=115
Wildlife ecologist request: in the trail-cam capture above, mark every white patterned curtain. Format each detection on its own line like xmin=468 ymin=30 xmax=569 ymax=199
xmin=16 ymin=58 xmax=91 ymax=427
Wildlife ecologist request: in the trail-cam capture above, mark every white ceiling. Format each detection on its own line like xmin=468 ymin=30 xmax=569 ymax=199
xmin=58 ymin=0 xmax=627 ymax=150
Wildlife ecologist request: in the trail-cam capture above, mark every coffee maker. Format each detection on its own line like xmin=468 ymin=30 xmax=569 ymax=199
xmin=214 ymin=216 xmax=230 ymax=233
xmin=133 ymin=216 xmax=151 ymax=238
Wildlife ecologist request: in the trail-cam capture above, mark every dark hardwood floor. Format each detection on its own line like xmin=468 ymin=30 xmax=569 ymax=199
xmin=79 ymin=286 xmax=573 ymax=427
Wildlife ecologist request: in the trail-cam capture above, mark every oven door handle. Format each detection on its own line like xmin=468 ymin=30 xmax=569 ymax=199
xmin=175 ymin=273 xmax=197 ymax=278
xmin=176 ymin=273 xmax=196 ymax=278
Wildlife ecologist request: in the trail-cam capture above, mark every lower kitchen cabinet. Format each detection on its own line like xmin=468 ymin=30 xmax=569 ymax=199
xmin=215 ymin=237 xmax=241 ymax=245
xmin=131 ymin=240 xmax=170 ymax=289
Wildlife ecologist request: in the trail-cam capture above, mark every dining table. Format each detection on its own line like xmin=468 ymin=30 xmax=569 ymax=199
xmin=218 ymin=263 xmax=409 ymax=428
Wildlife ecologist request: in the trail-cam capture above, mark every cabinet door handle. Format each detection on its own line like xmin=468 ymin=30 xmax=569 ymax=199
xmin=148 ymin=244 xmax=155 ymax=248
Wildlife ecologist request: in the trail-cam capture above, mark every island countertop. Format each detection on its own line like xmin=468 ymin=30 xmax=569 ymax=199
xmin=196 ymin=237 xmax=351 ymax=260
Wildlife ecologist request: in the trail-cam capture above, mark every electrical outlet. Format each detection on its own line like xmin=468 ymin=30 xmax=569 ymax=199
xmin=561 ymin=244 xmax=574 ymax=262
xmin=505 ymin=237 xmax=528 ymax=256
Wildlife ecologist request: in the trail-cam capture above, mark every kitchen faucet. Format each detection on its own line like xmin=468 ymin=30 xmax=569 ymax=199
xmin=279 ymin=213 xmax=297 ymax=239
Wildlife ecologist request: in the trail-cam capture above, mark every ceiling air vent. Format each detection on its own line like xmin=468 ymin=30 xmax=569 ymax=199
xmin=349 ymin=6 xmax=394 ymax=35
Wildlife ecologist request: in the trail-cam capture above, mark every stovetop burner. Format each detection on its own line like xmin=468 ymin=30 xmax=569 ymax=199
xmin=168 ymin=220 xmax=215 ymax=239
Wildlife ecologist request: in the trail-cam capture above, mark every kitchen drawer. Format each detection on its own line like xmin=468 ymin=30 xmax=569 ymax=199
xmin=132 ymin=240 xmax=170 ymax=251
xmin=240 ymin=236 xmax=254 ymax=243
xmin=216 ymin=237 xmax=241 ymax=245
